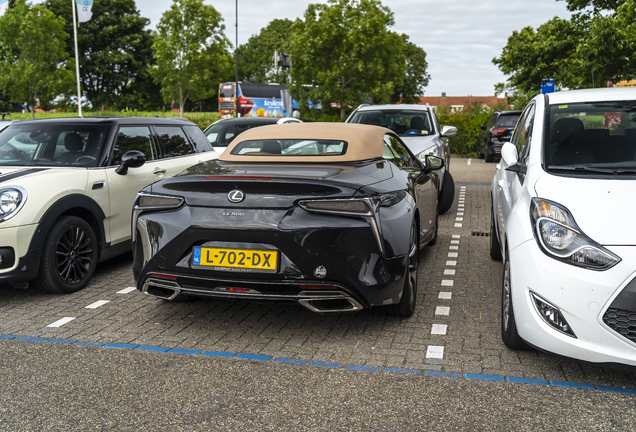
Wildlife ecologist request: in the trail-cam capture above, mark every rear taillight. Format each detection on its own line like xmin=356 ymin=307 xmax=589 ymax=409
xmin=491 ymin=129 xmax=507 ymax=135
xmin=204 ymin=176 xmax=272 ymax=181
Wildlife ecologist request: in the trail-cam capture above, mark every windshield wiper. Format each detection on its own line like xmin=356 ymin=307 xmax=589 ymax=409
xmin=548 ymin=165 xmax=636 ymax=174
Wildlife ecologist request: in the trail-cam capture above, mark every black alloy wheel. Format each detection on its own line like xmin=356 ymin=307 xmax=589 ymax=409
xmin=373 ymin=220 xmax=419 ymax=318
xmin=438 ymin=170 xmax=455 ymax=215
xmin=501 ymin=253 xmax=530 ymax=350
xmin=489 ymin=206 xmax=502 ymax=261
xmin=34 ymin=216 xmax=98 ymax=294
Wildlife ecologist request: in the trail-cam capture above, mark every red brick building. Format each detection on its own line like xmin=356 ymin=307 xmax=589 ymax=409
xmin=418 ymin=93 xmax=508 ymax=112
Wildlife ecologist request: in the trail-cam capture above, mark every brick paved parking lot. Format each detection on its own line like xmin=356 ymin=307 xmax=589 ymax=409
xmin=1 ymin=157 xmax=635 ymax=390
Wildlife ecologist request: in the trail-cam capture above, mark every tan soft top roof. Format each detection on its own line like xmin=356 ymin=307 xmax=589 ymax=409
xmin=219 ymin=123 xmax=391 ymax=163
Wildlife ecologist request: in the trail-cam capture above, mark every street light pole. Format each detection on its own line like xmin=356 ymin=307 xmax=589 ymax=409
xmin=234 ymin=0 xmax=238 ymax=117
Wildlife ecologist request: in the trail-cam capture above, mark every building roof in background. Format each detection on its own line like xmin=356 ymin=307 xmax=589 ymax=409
xmin=418 ymin=94 xmax=508 ymax=108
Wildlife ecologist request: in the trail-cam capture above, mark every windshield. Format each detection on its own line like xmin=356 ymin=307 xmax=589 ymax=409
xmin=219 ymin=83 xmax=234 ymax=98
xmin=0 ymin=124 xmax=108 ymax=167
xmin=205 ymin=121 xmax=276 ymax=147
xmin=545 ymin=101 xmax=636 ymax=171
xmin=348 ymin=109 xmax=434 ymax=136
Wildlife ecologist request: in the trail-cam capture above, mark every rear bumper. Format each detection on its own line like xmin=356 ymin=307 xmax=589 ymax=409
xmin=133 ymin=205 xmax=409 ymax=310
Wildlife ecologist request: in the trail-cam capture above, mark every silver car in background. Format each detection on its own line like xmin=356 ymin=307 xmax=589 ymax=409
xmin=346 ymin=104 xmax=456 ymax=214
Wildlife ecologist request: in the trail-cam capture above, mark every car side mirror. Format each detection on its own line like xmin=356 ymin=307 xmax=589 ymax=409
xmin=423 ymin=155 xmax=444 ymax=173
xmin=441 ymin=125 xmax=457 ymax=137
xmin=116 ymin=150 xmax=146 ymax=175
xmin=480 ymin=124 xmax=487 ymax=131
xmin=500 ymin=142 xmax=518 ymax=167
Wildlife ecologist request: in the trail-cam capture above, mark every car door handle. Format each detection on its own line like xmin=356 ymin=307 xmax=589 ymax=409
xmin=92 ymin=181 xmax=105 ymax=190
xmin=153 ymin=168 xmax=166 ymax=175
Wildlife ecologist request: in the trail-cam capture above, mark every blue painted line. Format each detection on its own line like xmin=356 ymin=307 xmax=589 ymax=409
xmin=103 ymin=343 xmax=139 ymax=349
xmin=346 ymin=365 xmax=382 ymax=373
xmin=235 ymin=353 xmax=272 ymax=361
xmin=201 ymin=351 xmax=237 ymax=358
xmin=550 ymin=380 xmax=596 ymax=390
xmin=273 ymin=358 xmax=307 ymax=365
xmin=466 ymin=373 xmax=505 ymax=382
xmin=2 ymin=334 xmax=636 ymax=395
xmin=17 ymin=336 xmax=46 ymax=342
xmin=597 ymin=385 xmax=636 ymax=395
xmin=425 ymin=370 xmax=462 ymax=379
xmin=506 ymin=376 xmax=549 ymax=386
xmin=136 ymin=345 xmax=171 ymax=352
xmin=308 ymin=361 xmax=344 ymax=369
xmin=385 ymin=367 xmax=421 ymax=375
xmin=74 ymin=341 xmax=105 ymax=347
xmin=41 ymin=338 xmax=78 ymax=345
xmin=169 ymin=348 xmax=202 ymax=355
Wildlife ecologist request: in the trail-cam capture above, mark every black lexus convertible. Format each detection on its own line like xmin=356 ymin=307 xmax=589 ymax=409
xmin=132 ymin=123 xmax=443 ymax=317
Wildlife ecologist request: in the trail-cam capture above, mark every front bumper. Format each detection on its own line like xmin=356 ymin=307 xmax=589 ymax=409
xmin=509 ymin=239 xmax=636 ymax=367
xmin=133 ymin=205 xmax=408 ymax=311
xmin=0 ymin=224 xmax=41 ymax=286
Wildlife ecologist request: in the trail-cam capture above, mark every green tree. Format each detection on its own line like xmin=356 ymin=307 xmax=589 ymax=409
xmin=290 ymin=0 xmax=407 ymax=121
xmin=493 ymin=17 xmax=583 ymax=93
xmin=0 ymin=0 xmax=73 ymax=119
xmin=237 ymin=18 xmax=294 ymax=84
xmin=390 ymin=34 xmax=430 ymax=103
xmin=495 ymin=0 xmax=636 ymax=94
xmin=151 ymin=0 xmax=232 ymax=117
xmin=44 ymin=0 xmax=161 ymax=111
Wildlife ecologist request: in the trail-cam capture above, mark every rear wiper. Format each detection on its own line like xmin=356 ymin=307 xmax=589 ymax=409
xmin=548 ymin=165 xmax=636 ymax=174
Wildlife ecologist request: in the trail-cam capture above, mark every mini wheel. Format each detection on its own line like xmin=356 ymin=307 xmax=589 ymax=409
xmin=34 ymin=216 xmax=98 ymax=294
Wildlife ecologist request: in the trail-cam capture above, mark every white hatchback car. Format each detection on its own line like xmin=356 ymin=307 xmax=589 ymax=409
xmin=0 ymin=117 xmax=219 ymax=293
xmin=491 ymin=87 xmax=636 ymax=370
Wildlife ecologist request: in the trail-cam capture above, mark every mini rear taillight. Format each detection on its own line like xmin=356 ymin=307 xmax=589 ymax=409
xmin=204 ymin=176 xmax=272 ymax=181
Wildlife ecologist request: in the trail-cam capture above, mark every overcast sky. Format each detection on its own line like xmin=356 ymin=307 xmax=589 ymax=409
xmin=136 ymin=0 xmax=572 ymax=97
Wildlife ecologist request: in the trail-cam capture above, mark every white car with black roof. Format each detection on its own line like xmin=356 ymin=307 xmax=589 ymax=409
xmin=0 ymin=117 xmax=219 ymax=293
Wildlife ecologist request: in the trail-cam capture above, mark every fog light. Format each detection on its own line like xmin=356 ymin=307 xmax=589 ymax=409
xmin=530 ymin=291 xmax=576 ymax=338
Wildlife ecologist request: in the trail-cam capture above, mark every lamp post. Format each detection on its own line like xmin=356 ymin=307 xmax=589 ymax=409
xmin=234 ymin=0 xmax=238 ymax=117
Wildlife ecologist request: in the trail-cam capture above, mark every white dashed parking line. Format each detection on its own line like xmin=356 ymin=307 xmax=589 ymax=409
xmin=435 ymin=306 xmax=450 ymax=315
xmin=117 ymin=287 xmax=137 ymax=294
xmin=438 ymin=292 xmax=452 ymax=300
xmin=426 ymin=345 xmax=444 ymax=359
xmin=47 ymin=317 xmax=76 ymax=328
xmin=85 ymin=300 xmax=110 ymax=309
xmin=431 ymin=324 xmax=448 ymax=335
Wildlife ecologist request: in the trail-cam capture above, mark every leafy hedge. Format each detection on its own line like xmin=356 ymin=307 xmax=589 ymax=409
xmin=434 ymin=101 xmax=507 ymax=157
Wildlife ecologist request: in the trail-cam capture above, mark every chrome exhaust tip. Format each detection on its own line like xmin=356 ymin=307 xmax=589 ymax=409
xmin=298 ymin=292 xmax=363 ymax=313
xmin=142 ymin=278 xmax=182 ymax=301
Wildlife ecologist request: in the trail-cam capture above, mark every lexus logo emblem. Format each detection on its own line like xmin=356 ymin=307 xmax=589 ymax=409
xmin=228 ymin=190 xmax=245 ymax=203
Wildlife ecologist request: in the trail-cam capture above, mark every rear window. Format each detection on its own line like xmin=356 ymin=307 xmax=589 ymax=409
xmin=231 ymin=139 xmax=347 ymax=156
xmin=220 ymin=83 xmax=234 ymax=98
xmin=495 ymin=114 xmax=520 ymax=128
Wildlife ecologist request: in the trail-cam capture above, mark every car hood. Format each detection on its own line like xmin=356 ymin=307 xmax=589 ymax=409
xmin=399 ymin=134 xmax=438 ymax=155
xmin=534 ymin=173 xmax=636 ymax=245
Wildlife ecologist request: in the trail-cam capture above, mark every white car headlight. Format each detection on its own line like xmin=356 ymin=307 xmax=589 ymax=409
xmin=0 ymin=186 xmax=27 ymax=222
xmin=530 ymin=198 xmax=620 ymax=270
xmin=417 ymin=145 xmax=440 ymax=163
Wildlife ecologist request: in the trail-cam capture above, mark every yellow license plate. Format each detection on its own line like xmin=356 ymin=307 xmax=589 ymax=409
xmin=193 ymin=247 xmax=278 ymax=271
